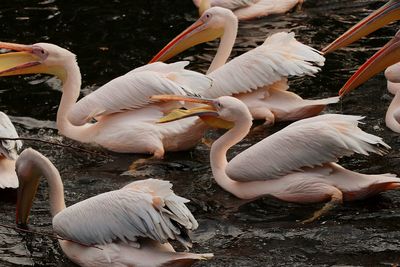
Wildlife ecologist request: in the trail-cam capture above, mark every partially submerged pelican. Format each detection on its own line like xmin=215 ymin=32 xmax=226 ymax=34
xmin=16 ymin=148 xmax=213 ymax=267
xmin=323 ymin=0 xmax=400 ymax=132
xmin=193 ymin=0 xmax=304 ymax=20
xmin=0 ymin=42 xmax=212 ymax=157
xmin=153 ymin=95 xmax=400 ymax=222
xmin=150 ymin=7 xmax=338 ymax=126
xmin=0 ymin=112 xmax=22 ymax=189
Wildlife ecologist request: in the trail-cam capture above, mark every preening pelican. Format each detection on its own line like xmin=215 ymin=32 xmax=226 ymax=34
xmin=193 ymin=0 xmax=304 ymax=20
xmin=16 ymin=148 xmax=213 ymax=267
xmin=322 ymin=0 xmax=400 ymax=132
xmin=150 ymin=7 xmax=338 ymax=125
xmin=153 ymin=95 xmax=400 ymax=222
xmin=0 ymin=42 xmax=212 ymax=157
xmin=0 ymin=112 xmax=22 ymax=189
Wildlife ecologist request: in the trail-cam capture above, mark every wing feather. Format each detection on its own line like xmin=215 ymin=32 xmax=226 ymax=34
xmin=204 ymin=32 xmax=325 ymax=98
xmin=68 ymin=61 xmax=212 ymax=125
xmin=233 ymin=0 xmax=300 ymax=19
xmin=213 ymin=0 xmax=259 ymax=10
xmin=193 ymin=0 xmax=258 ymax=10
xmin=226 ymin=114 xmax=389 ymax=182
xmin=53 ymin=179 xmax=198 ymax=249
xmin=0 ymin=112 xmax=22 ymax=160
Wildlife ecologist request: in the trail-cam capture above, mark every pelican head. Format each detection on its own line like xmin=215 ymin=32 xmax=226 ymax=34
xmin=15 ymin=148 xmax=63 ymax=227
xmin=0 ymin=42 xmax=76 ymax=83
xmin=152 ymin=95 xmax=251 ymax=128
xmin=323 ymin=0 xmax=400 ymax=54
xmin=15 ymin=149 xmax=45 ymax=226
xmin=339 ymin=29 xmax=400 ymax=96
xmin=149 ymin=7 xmax=237 ymax=63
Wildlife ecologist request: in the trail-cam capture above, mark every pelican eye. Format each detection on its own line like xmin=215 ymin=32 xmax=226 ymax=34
xmin=215 ymin=101 xmax=223 ymax=109
xmin=32 ymin=46 xmax=49 ymax=60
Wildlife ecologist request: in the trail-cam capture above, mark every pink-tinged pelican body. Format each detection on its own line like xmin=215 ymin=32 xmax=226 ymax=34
xmin=150 ymin=7 xmax=338 ymax=126
xmin=323 ymin=0 xmax=400 ymax=133
xmin=384 ymin=62 xmax=400 ymax=132
xmin=0 ymin=112 xmax=22 ymax=189
xmin=193 ymin=0 xmax=304 ymax=20
xmin=154 ymin=95 xmax=400 ymax=222
xmin=0 ymin=42 xmax=212 ymax=158
xmin=16 ymin=148 xmax=213 ymax=267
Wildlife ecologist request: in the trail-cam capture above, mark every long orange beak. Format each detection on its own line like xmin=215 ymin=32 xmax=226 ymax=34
xmin=0 ymin=41 xmax=67 ymax=81
xmin=151 ymin=95 xmax=234 ymax=129
xmin=323 ymin=0 xmax=400 ymax=54
xmin=149 ymin=17 xmax=223 ymax=63
xmin=0 ymin=42 xmax=43 ymax=76
xmin=339 ymin=31 xmax=400 ymax=96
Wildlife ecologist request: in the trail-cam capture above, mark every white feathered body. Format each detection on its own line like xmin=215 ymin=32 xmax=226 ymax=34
xmin=223 ymin=114 xmax=400 ymax=201
xmin=59 ymin=239 xmax=212 ymax=267
xmin=60 ymin=61 xmax=212 ymax=156
xmin=74 ymin=107 xmax=208 ymax=156
xmin=204 ymin=32 xmax=338 ymax=123
xmin=0 ymin=112 xmax=22 ymax=188
xmin=51 ymin=179 xmax=212 ymax=266
xmin=384 ymin=63 xmax=400 ymax=133
xmin=193 ymin=0 xmax=303 ymax=20
xmin=235 ymin=79 xmax=338 ymax=123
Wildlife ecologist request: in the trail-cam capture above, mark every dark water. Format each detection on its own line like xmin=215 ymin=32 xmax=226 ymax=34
xmin=1 ymin=0 xmax=400 ymax=266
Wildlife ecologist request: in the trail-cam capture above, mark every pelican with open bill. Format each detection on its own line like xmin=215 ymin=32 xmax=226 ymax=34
xmin=152 ymin=94 xmax=400 ymax=223
xmin=0 ymin=41 xmax=217 ymax=158
xmin=150 ymin=7 xmax=338 ymax=126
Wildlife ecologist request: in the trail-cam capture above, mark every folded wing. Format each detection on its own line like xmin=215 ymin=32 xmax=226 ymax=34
xmin=68 ymin=61 xmax=212 ymax=125
xmin=52 ymin=179 xmax=198 ymax=249
xmin=226 ymin=114 xmax=389 ymax=181
xmin=213 ymin=0 xmax=258 ymax=10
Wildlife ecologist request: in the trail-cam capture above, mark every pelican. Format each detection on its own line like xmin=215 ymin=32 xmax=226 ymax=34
xmin=0 ymin=42 xmax=212 ymax=158
xmin=0 ymin=112 xmax=22 ymax=189
xmin=150 ymin=7 xmax=338 ymax=126
xmin=15 ymin=148 xmax=213 ymax=266
xmin=322 ymin=0 xmax=400 ymax=132
xmin=153 ymin=95 xmax=400 ymax=222
xmin=193 ymin=0 xmax=304 ymax=20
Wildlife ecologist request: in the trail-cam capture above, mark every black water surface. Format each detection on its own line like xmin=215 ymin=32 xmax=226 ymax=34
xmin=1 ymin=0 xmax=400 ymax=266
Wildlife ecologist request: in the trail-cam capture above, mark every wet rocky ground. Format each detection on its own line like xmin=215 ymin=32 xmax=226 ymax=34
xmin=1 ymin=0 xmax=400 ymax=266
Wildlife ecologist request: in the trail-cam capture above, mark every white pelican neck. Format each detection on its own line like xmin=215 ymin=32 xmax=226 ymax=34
xmin=17 ymin=149 xmax=66 ymax=217
xmin=55 ymin=59 xmax=97 ymax=143
xmin=207 ymin=12 xmax=238 ymax=74
xmin=210 ymin=114 xmax=252 ymax=198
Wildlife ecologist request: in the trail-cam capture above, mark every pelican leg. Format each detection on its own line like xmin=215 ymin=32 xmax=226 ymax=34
xmin=250 ymin=108 xmax=275 ymax=132
xmin=262 ymin=109 xmax=275 ymax=127
xmin=201 ymin=137 xmax=214 ymax=148
xmin=247 ymin=106 xmax=275 ymax=126
xmin=301 ymin=188 xmax=343 ymax=224
xmin=129 ymin=148 xmax=165 ymax=172
xmin=296 ymin=0 xmax=304 ymax=11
